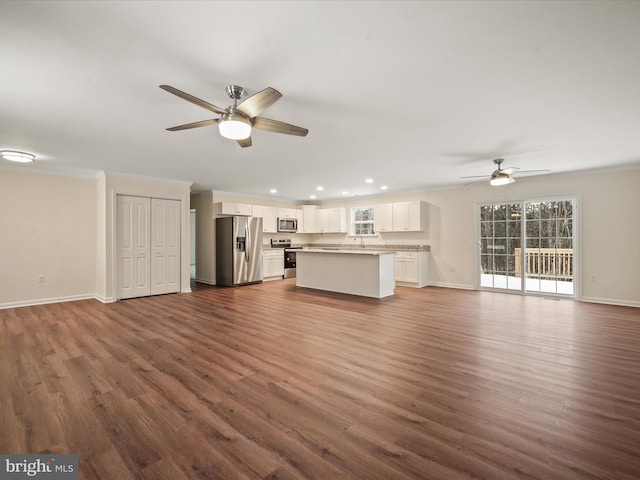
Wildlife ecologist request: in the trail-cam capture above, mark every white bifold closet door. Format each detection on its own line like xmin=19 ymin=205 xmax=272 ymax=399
xmin=117 ymin=195 xmax=181 ymax=300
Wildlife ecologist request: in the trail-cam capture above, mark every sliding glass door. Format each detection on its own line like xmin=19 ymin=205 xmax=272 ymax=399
xmin=480 ymin=203 xmax=522 ymax=291
xmin=479 ymin=198 xmax=576 ymax=296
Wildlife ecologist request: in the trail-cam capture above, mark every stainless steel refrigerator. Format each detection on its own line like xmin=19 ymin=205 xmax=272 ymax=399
xmin=216 ymin=216 xmax=263 ymax=286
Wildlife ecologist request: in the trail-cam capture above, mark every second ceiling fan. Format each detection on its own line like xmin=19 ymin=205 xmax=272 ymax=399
xmin=160 ymin=84 xmax=308 ymax=148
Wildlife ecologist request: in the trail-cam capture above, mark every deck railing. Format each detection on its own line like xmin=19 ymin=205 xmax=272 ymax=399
xmin=514 ymin=248 xmax=573 ymax=280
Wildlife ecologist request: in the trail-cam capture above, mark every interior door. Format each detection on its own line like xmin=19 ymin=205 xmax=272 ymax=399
xmin=151 ymin=198 xmax=181 ymax=295
xmin=117 ymin=195 xmax=151 ymax=299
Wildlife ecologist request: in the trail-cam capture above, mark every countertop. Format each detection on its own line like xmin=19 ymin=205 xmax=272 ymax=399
xmin=297 ymin=248 xmax=395 ymax=255
xmin=264 ymin=244 xmax=430 ymax=252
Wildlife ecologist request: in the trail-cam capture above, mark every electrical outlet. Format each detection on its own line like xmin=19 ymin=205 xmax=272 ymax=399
xmin=37 ymin=274 xmax=45 ymax=284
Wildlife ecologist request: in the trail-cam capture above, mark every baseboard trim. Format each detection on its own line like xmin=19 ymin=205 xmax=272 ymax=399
xmin=427 ymin=282 xmax=475 ymax=290
xmin=582 ymin=296 xmax=640 ymax=308
xmin=194 ymin=278 xmax=216 ymax=286
xmin=0 ymin=294 xmax=97 ymax=310
xmin=95 ymin=294 xmax=116 ymax=304
xmin=395 ymin=281 xmax=429 ymax=288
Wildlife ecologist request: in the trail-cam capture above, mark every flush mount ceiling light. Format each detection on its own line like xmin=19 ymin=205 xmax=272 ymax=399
xmin=1 ymin=150 xmax=35 ymax=163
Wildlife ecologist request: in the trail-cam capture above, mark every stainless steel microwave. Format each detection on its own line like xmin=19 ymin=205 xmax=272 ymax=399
xmin=277 ymin=217 xmax=298 ymax=233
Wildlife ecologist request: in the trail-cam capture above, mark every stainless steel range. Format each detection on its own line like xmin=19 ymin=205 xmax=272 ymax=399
xmin=270 ymin=239 xmax=303 ymax=278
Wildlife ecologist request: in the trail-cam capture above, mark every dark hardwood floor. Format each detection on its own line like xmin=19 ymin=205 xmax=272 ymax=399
xmin=1 ymin=280 xmax=639 ymax=479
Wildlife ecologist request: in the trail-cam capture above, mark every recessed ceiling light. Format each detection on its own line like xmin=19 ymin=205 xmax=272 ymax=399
xmin=1 ymin=150 xmax=35 ymax=163
xmin=269 ymin=188 xmax=277 ymax=194
xmin=310 ymin=195 xmax=316 ymax=199
xmin=365 ymin=178 xmax=374 ymax=183
xmin=380 ymin=185 xmax=388 ymax=190
xmin=342 ymin=191 xmax=349 ymax=195
xmin=316 ymin=186 xmax=324 ymax=191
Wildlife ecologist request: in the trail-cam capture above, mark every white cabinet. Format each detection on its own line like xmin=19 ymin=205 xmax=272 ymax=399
xmin=394 ymin=251 xmax=428 ymax=287
xmin=262 ymin=249 xmax=284 ymax=280
xmin=301 ymin=205 xmax=317 ymax=233
xmin=329 ymin=207 xmax=347 ymax=233
xmin=296 ymin=208 xmax=304 ymax=233
xmin=374 ymin=203 xmax=393 ymax=232
xmin=316 ymin=208 xmax=330 ymax=233
xmin=277 ymin=207 xmax=297 ymax=219
xmin=217 ymin=202 xmax=252 ymax=216
xmin=392 ymin=201 xmax=427 ymax=232
xmin=252 ymin=205 xmax=277 ymax=233
xmin=317 ymin=207 xmax=346 ymax=233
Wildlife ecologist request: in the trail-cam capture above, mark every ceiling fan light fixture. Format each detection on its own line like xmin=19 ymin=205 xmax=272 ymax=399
xmin=218 ymin=110 xmax=251 ymax=140
xmin=1 ymin=150 xmax=35 ymax=163
xmin=490 ymin=171 xmax=515 ymax=186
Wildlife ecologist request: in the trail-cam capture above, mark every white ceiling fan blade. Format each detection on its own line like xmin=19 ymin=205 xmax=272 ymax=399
xmin=464 ymin=178 xmax=490 ymax=186
xmin=513 ymin=169 xmax=551 ymax=175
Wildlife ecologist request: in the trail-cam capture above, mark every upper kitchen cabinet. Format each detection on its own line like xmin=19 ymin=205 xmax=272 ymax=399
xmin=316 ymin=207 xmax=346 ymax=233
xmin=252 ymin=205 xmax=277 ymax=233
xmin=300 ymin=205 xmax=317 ymax=233
xmin=374 ymin=203 xmax=393 ymax=232
xmin=216 ymin=202 xmax=252 ymax=216
xmin=277 ymin=207 xmax=297 ymax=219
xmin=316 ymin=208 xmax=330 ymax=233
xmin=296 ymin=208 xmax=304 ymax=233
xmin=392 ymin=201 xmax=428 ymax=232
xmin=329 ymin=207 xmax=347 ymax=233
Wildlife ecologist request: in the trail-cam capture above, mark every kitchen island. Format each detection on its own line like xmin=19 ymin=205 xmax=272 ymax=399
xmin=295 ymin=249 xmax=396 ymax=298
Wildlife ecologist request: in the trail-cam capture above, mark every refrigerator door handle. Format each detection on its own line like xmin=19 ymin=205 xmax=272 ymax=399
xmin=245 ymin=224 xmax=250 ymax=262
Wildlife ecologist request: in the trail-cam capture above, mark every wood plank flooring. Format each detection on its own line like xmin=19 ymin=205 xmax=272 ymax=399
xmin=1 ymin=280 xmax=639 ymax=479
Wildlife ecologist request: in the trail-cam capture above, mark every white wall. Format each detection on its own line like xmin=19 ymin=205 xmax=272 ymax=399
xmin=0 ymin=169 xmax=98 ymax=307
xmin=191 ymin=192 xmax=214 ymax=284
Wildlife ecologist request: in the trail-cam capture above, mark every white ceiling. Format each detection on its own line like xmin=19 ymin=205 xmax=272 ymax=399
xmin=2 ymin=1 xmax=639 ymax=201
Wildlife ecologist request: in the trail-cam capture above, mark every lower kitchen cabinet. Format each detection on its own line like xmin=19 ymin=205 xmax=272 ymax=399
xmin=263 ymin=249 xmax=284 ymax=280
xmin=394 ymin=251 xmax=429 ymax=287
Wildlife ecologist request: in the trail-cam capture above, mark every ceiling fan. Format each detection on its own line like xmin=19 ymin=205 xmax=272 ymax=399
xmin=460 ymin=158 xmax=550 ymax=186
xmin=160 ymin=84 xmax=308 ymax=148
